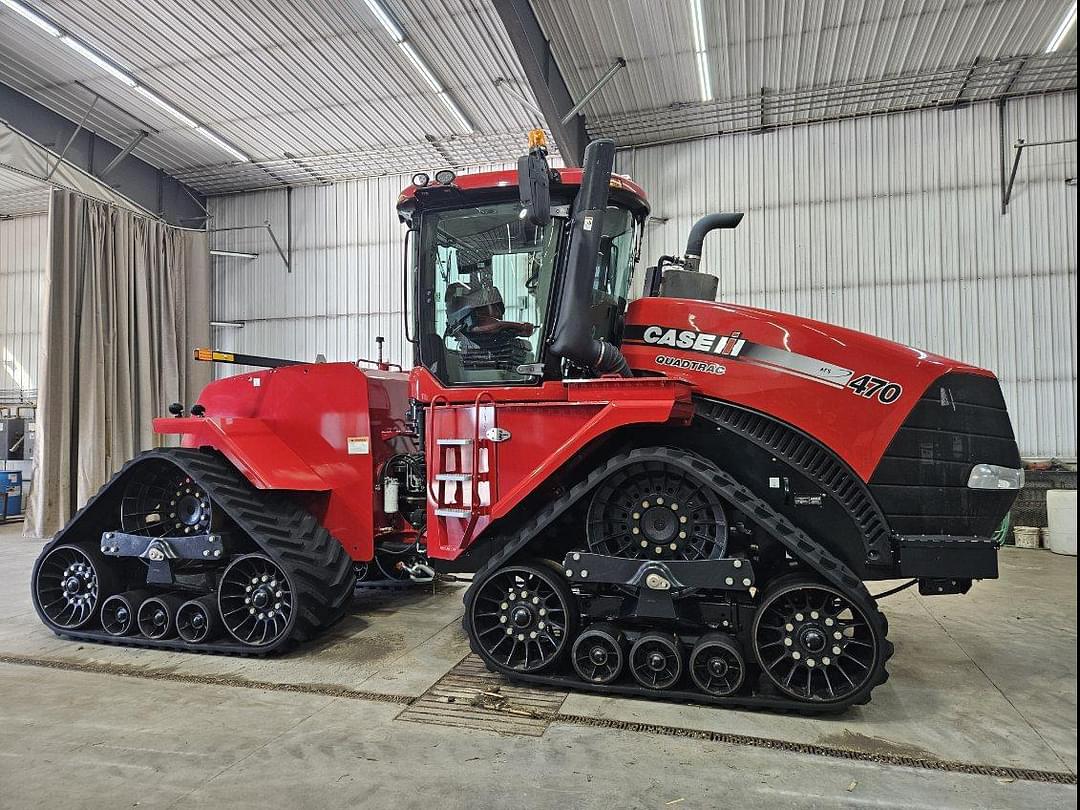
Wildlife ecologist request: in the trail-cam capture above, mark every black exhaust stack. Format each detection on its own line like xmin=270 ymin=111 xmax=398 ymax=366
xmin=548 ymin=138 xmax=631 ymax=377
xmin=683 ymin=212 xmax=743 ymax=271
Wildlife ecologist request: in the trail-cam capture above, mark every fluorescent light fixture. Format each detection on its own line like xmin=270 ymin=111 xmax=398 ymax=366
xmin=398 ymin=41 xmax=443 ymax=92
xmin=1046 ymin=1 xmax=1077 ymax=52
xmin=135 ymin=85 xmax=198 ymax=127
xmin=195 ymin=126 xmax=249 ymax=163
xmin=689 ymin=0 xmax=713 ymax=102
xmin=60 ymin=35 xmax=137 ymax=87
xmin=210 ymin=249 xmax=259 ymax=259
xmin=210 ymin=320 xmax=245 ymax=328
xmin=437 ymin=92 xmax=473 ymax=134
xmin=0 ymin=0 xmax=60 ymax=36
xmin=362 ymin=0 xmax=404 ymax=42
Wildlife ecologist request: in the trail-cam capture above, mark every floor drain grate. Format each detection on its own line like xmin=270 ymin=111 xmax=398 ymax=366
xmin=397 ymin=654 xmax=567 ymax=737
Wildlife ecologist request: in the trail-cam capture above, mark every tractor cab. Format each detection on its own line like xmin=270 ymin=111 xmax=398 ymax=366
xmin=396 ymin=135 xmax=649 ymax=386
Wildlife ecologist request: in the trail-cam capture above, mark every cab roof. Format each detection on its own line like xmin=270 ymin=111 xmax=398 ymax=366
xmin=396 ymin=167 xmax=650 ymax=215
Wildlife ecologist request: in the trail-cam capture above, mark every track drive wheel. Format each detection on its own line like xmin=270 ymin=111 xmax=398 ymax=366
xmin=466 ymin=559 xmax=577 ymax=673
xmin=32 ymin=544 xmax=114 ymax=631
xmin=752 ymin=575 xmax=885 ymax=705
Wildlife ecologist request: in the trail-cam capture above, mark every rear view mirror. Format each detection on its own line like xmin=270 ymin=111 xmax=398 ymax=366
xmin=518 ymin=151 xmax=551 ymax=227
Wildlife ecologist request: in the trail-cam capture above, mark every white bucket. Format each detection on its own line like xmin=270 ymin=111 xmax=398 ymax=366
xmin=1013 ymin=526 xmax=1041 ymax=549
xmin=1046 ymin=490 xmax=1077 ymax=556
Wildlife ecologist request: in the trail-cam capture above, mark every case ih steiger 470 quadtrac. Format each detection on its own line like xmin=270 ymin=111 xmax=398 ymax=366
xmin=32 ymin=135 xmax=1022 ymax=713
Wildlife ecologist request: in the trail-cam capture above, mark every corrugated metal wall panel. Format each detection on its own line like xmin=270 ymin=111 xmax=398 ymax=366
xmin=0 ymin=213 xmax=48 ymax=399
xmin=621 ymin=93 xmax=1077 ymax=458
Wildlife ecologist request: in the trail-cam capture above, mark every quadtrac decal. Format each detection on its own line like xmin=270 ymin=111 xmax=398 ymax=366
xmin=625 ymin=324 xmax=855 ymax=390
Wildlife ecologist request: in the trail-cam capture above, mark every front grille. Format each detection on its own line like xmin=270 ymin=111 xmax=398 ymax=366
xmin=869 ymin=373 xmax=1020 ymax=537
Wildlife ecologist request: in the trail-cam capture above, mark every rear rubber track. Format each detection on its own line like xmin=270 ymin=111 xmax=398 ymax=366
xmin=33 ymin=447 xmax=355 ymax=656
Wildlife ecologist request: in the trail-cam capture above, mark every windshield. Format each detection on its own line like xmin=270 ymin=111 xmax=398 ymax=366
xmin=416 ymin=201 xmax=565 ymax=385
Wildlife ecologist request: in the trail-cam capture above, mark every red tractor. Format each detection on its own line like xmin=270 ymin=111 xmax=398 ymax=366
xmin=32 ymin=136 xmax=1022 ymax=712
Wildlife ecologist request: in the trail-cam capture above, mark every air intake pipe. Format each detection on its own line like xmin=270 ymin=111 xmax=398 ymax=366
xmin=548 ymin=138 xmax=632 ymax=377
xmin=683 ymin=212 xmax=744 ymax=271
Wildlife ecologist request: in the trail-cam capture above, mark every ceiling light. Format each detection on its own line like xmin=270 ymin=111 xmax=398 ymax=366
xmin=1046 ymin=1 xmax=1077 ymax=52
xmin=0 ymin=0 xmax=60 ymax=36
xmin=210 ymin=250 xmax=258 ymax=259
xmin=689 ymin=0 xmax=713 ymax=102
xmin=437 ymin=92 xmax=473 ymax=134
xmin=399 ymin=41 xmax=443 ymax=92
xmin=135 ymin=85 xmax=198 ymax=128
xmin=60 ymin=35 xmax=137 ymax=87
xmin=195 ymin=127 xmax=249 ymax=163
xmin=362 ymin=0 xmax=404 ymax=43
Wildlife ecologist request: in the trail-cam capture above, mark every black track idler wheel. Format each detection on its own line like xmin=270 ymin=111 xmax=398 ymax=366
xmin=466 ymin=560 xmax=577 ymax=673
xmin=586 ymin=455 xmax=728 ymax=561
xmin=689 ymin=633 xmax=745 ymax=696
xmin=571 ymin=623 xmax=625 ymax=684
xmin=629 ymin=631 xmax=683 ymax=690
xmin=753 ymin=577 xmax=883 ymax=704
xmin=101 ymin=590 xmax=150 ymax=636
xmin=177 ymin=595 xmax=219 ymax=643
xmin=137 ymin=594 xmax=185 ymax=639
xmin=218 ymin=554 xmax=295 ymax=648
xmin=32 ymin=544 xmax=113 ymax=630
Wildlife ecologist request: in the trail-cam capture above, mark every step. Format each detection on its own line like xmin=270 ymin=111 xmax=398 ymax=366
xmin=437 ymin=438 xmax=472 ymax=447
xmin=434 ymin=507 xmax=473 ymax=519
xmin=436 ymin=473 xmax=472 ymax=482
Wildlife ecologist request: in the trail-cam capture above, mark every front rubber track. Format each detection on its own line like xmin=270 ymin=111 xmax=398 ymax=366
xmin=31 ymin=447 xmax=355 ymax=656
xmin=460 ymin=445 xmax=893 ymax=714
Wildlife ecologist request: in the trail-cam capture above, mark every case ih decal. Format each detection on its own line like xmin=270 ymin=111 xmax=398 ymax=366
xmin=627 ymin=324 xmax=855 ymax=390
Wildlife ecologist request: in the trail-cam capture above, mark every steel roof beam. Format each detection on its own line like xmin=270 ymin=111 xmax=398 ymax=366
xmin=493 ymin=0 xmax=588 ymax=166
xmin=0 ymin=82 xmax=205 ymax=225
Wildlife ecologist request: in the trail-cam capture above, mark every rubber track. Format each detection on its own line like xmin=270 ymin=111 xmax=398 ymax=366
xmin=463 ymin=445 xmax=893 ymax=714
xmin=33 ymin=448 xmax=355 ymax=656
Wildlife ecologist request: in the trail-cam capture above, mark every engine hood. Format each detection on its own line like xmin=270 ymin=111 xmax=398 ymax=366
xmin=622 ymin=296 xmax=996 ymax=481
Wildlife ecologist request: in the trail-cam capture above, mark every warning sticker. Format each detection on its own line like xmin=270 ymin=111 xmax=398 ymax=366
xmin=347 ymin=436 xmax=370 ymax=455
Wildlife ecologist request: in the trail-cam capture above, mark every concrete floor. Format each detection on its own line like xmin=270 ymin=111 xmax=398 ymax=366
xmin=0 ymin=521 xmax=1075 ymax=809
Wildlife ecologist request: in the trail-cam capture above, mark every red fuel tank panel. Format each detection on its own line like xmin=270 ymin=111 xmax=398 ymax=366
xmin=622 ymin=297 xmax=995 ymax=481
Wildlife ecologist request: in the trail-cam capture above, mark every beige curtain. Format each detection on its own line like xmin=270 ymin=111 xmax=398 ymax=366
xmin=27 ymin=188 xmax=210 ymax=538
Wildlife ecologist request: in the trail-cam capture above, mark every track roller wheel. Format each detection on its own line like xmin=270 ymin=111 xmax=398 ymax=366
xmin=629 ymin=631 xmax=683 ymax=690
xmin=466 ymin=559 xmax=577 ymax=673
xmin=689 ymin=633 xmax=745 ymax=696
xmin=571 ymin=623 xmax=625 ymax=684
xmin=753 ymin=576 xmax=884 ymax=704
xmin=101 ymin=590 xmax=150 ymax=636
xmin=218 ymin=554 xmax=295 ymax=648
xmin=177 ymin=596 xmax=219 ymax=643
xmin=32 ymin=544 xmax=113 ymax=630
xmin=137 ymin=594 xmax=184 ymax=639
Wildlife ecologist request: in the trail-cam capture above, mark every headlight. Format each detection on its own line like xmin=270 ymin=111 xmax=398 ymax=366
xmin=967 ymin=464 xmax=1024 ymax=490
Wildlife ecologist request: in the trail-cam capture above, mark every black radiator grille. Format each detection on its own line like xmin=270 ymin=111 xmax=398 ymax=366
xmin=869 ymin=373 xmax=1020 ymax=537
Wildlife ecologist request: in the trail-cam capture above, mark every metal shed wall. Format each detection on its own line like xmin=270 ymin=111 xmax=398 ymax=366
xmin=622 ymin=92 xmax=1077 ymax=458
xmin=0 ymin=212 xmax=47 ymax=401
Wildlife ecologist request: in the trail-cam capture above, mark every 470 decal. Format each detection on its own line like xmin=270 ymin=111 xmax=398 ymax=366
xmin=847 ymin=374 xmax=902 ymax=404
